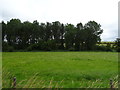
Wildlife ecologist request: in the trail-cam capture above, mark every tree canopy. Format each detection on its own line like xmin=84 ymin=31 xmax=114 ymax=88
xmin=2 ymin=19 xmax=104 ymax=51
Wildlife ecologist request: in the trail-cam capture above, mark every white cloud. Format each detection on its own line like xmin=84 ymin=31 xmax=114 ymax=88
xmin=0 ymin=0 xmax=119 ymax=41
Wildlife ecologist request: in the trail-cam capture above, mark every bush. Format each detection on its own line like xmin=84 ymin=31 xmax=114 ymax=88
xmin=7 ymin=46 xmax=14 ymax=52
xmin=2 ymin=42 xmax=14 ymax=52
xmin=41 ymin=42 xmax=51 ymax=51
xmin=47 ymin=40 xmax=57 ymax=50
xmin=26 ymin=43 xmax=41 ymax=51
xmin=68 ymin=47 xmax=75 ymax=51
xmin=26 ymin=40 xmax=57 ymax=51
xmin=26 ymin=45 xmax=33 ymax=51
xmin=116 ymin=47 xmax=120 ymax=52
xmin=95 ymin=45 xmax=112 ymax=51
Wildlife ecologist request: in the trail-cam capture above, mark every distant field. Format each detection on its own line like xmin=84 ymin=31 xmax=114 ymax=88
xmin=2 ymin=52 xmax=118 ymax=88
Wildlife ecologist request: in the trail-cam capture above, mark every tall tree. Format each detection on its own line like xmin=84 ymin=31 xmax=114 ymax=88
xmin=6 ymin=19 xmax=22 ymax=48
xmin=51 ymin=21 xmax=61 ymax=48
xmin=45 ymin=22 xmax=52 ymax=41
xmin=65 ymin=24 xmax=76 ymax=49
xmin=59 ymin=23 xmax=65 ymax=49
xmin=19 ymin=21 xmax=32 ymax=49
xmin=84 ymin=21 xmax=103 ymax=50
xmin=74 ymin=23 xmax=84 ymax=50
xmin=32 ymin=20 xmax=40 ymax=44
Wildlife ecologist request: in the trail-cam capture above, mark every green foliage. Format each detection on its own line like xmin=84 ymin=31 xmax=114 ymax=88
xmin=26 ymin=44 xmax=37 ymax=51
xmin=95 ymin=45 xmax=112 ymax=51
xmin=114 ymin=38 xmax=120 ymax=52
xmin=2 ymin=42 xmax=14 ymax=52
xmin=7 ymin=46 xmax=14 ymax=52
xmin=2 ymin=19 xmax=104 ymax=51
xmin=26 ymin=40 xmax=57 ymax=51
xmin=68 ymin=47 xmax=75 ymax=51
xmin=46 ymin=40 xmax=57 ymax=50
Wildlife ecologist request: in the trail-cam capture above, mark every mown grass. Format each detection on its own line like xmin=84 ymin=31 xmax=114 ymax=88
xmin=2 ymin=52 xmax=118 ymax=88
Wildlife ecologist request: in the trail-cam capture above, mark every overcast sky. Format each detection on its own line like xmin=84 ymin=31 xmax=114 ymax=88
xmin=0 ymin=0 xmax=119 ymax=41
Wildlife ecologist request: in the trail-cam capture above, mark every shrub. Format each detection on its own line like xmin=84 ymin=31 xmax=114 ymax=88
xmin=95 ymin=45 xmax=113 ymax=51
xmin=2 ymin=42 xmax=14 ymax=52
xmin=68 ymin=47 xmax=75 ymax=51
xmin=116 ymin=47 xmax=120 ymax=52
xmin=26 ymin=45 xmax=33 ymax=51
xmin=47 ymin=40 xmax=57 ymax=50
xmin=7 ymin=46 xmax=14 ymax=52
xmin=26 ymin=43 xmax=41 ymax=51
xmin=26 ymin=40 xmax=56 ymax=51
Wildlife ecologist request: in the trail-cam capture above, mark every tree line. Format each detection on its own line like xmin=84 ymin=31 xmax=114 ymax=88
xmin=2 ymin=18 xmax=111 ymax=51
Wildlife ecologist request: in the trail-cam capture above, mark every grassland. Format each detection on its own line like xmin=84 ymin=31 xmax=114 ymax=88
xmin=0 ymin=52 xmax=2 ymax=89
xmin=2 ymin=52 xmax=118 ymax=88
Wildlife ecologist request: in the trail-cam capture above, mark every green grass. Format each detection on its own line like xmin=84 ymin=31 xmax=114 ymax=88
xmin=2 ymin=52 xmax=118 ymax=88
xmin=0 ymin=52 xmax=2 ymax=89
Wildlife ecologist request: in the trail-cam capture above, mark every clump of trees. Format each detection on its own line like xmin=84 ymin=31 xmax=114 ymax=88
xmin=2 ymin=19 xmax=105 ymax=51
xmin=114 ymin=38 xmax=120 ymax=52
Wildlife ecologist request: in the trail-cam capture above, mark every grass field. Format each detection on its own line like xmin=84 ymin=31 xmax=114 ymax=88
xmin=2 ymin=52 xmax=118 ymax=88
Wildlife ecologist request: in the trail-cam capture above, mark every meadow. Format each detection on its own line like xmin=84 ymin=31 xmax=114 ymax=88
xmin=2 ymin=52 xmax=118 ymax=88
